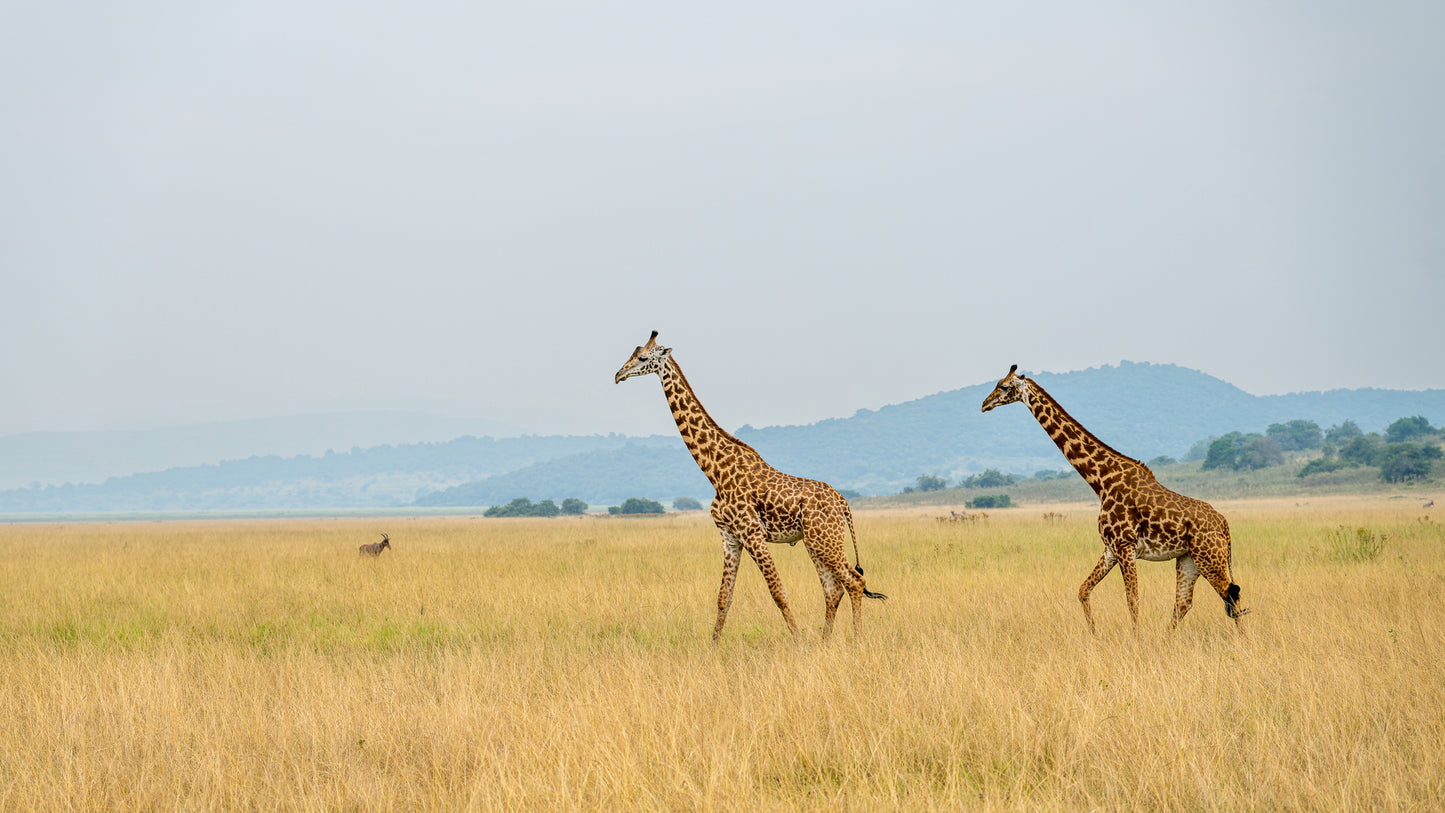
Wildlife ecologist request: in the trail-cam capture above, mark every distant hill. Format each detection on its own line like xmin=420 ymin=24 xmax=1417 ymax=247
xmin=732 ymin=361 xmax=1445 ymax=494
xmin=0 ymin=434 xmax=660 ymax=513
xmin=415 ymin=441 xmax=711 ymax=508
xmin=3 ymin=362 xmax=1443 ymax=513
xmin=0 ymin=412 xmax=520 ymax=490
xmin=425 ymin=362 xmax=1445 ymax=504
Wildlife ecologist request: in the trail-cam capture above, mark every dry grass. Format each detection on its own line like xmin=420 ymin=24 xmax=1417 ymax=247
xmin=1 ymin=497 xmax=1443 ymax=810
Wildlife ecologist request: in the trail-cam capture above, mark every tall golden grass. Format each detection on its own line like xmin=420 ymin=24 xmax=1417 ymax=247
xmin=1 ymin=496 xmax=1441 ymax=810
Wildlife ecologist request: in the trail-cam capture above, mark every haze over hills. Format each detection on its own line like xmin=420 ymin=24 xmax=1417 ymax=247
xmin=3 ymin=361 xmax=1443 ymax=514
xmin=0 ymin=412 xmax=520 ymax=490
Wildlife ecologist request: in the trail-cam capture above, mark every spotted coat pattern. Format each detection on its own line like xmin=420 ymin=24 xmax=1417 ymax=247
xmin=616 ymin=331 xmax=885 ymax=643
xmin=982 ymin=365 xmax=1247 ymax=633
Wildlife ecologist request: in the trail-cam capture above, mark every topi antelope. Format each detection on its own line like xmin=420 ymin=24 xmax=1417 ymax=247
xmin=359 ymin=533 xmax=391 ymax=557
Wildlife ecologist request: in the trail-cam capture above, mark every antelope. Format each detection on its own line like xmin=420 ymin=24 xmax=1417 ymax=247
xmin=359 ymin=533 xmax=391 ymax=557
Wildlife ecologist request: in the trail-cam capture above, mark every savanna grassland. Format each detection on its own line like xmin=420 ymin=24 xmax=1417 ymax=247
xmin=2 ymin=498 xmax=1443 ymax=810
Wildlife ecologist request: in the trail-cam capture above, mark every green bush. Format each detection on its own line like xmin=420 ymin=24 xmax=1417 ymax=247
xmin=1386 ymin=416 xmax=1439 ymax=443
xmin=1329 ymin=526 xmax=1387 ymax=562
xmin=609 ymin=497 xmax=666 ymax=515
xmin=1297 ymin=457 xmax=1355 ymax=478
xmin=484 ymin=497 xmax=560 ymax=518
xmin=1374 ymin=442 xmax=1442 ymax=483
xmin=1202 ymin=433 xmax=1282 ymax=471
xmin=1339 ymin=434 xmax=1384 ymax=465
xmin=914 ymin=474 xmax=949 ymax=492
xmin=560 ymin=497 xmax=588 ymax=515
xmin=673 ymin=496 xmax=703 ymax=511
xmin=1325 ymin=420 xmax=1362 ymax=444
xmin=967 ymin=494 xmax=1013 ymax=509
xmin=1267 ymin=420 xmax=1323 ymax=451
xmin=962 ymin=469 xmax=1016 ymax=489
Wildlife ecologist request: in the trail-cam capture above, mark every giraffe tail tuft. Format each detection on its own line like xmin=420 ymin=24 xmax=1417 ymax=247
xmin=855 ymin=566 xmax=888 ymax=601
xmin=1224 ymin=583 xmax=1242 ymax=617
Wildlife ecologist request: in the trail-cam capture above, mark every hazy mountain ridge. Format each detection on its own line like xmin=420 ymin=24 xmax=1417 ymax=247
xmin=3 ymin=362 xmax=1443 ymax=513
xmin=0 ymin=412 xmax=521 ymax=490
xmin=0 ymin=434 xmax=673 ymax=513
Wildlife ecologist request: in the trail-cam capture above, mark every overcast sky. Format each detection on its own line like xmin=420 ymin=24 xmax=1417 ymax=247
xmin=4 ymin=2 xmax=1442 ymax=439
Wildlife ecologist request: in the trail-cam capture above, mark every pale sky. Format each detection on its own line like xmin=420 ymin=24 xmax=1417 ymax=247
xmin=4 ymin=2 xmax=1442 ymax=439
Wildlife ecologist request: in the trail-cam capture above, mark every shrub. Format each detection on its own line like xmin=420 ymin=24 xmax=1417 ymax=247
xmin=609 ymin=497 xmax=666 ymax=515
xmin=1375 ymin=442 xmax=1442 ymax=483
xmin=914 ymin=474 xmax=949 ymax=492
xmin=1325 ymin=420 xmax=1363 ymax=444
xmin=1339 ymin=434 xmax=1384 ymax=466
xmin=1202 ymin=433 xmax=1282 ymax=471
xmin=967 ymin=494 xmax=1013 ymax=509
xmin=484 ymin=497 xmax=560 ymax=518
xmin=1202 ymin=435 xmax=1243 ymax=471
xmin=1386 ymin=416 xmax=1439 ymax=443
xmin=560 ymin=498 xmax=588 ymax=515
xmin=1329 ymin=526 xmax=1387 ymax=562
xmin=1267 ymin=420 xmax=1323 ymax=451
xmin=962 ymin=469 xmax=1016 ymax=488
xmin=1298 ymin=457 xmax=1354 ymax=478
xmin=1235 ymin=436 xmax=1285 ymax=470
xmin=1148 ymin=456 xmax=1176 ymax=468
xmin=673 ymin=496 xmax=703 ymax=511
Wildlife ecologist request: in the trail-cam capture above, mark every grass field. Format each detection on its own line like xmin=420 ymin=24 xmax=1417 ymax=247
xmin=2 ymin=496 xmax=1442 ymax=810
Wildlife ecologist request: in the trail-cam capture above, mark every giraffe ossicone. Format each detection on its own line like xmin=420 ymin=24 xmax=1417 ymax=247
xmin=615 ymin=330 xmax=885 ymax=644
xmin=982 ymin=364 xmax=1248 ymax=633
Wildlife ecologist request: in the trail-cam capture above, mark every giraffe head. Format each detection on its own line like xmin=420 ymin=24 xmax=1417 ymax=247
xmin=614 ymin=330 xmax=673 ymax=384
xmin=981 ymin=364 xmax=1031 ymax=412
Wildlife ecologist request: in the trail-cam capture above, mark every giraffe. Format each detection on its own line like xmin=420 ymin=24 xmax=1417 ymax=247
xmin=981 ymin=365 xmax=1248 ymax=633
xmin=615 ymin=331 xmax=886 ymax=643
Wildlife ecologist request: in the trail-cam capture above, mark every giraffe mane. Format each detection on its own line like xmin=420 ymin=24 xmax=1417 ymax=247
xmin=1025 ymin=376 xmax=1152 ymax=474
xmin=665 ymin=357 xmax=765 ymax=461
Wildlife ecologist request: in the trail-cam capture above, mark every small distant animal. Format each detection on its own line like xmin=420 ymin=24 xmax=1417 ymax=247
xmin=359 ymin=533 xmax=391 ymax=557
xmin=1425 ymin=500 xmax=1435 ymax=509
xmin=937 ymin=510 xmax=986 ymax=524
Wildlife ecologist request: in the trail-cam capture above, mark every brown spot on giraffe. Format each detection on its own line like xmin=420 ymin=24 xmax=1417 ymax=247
xmin=982 ymin=364 xmax=1248 ymax=633
xmin=615 ymin=331 xmax=886 ymax=644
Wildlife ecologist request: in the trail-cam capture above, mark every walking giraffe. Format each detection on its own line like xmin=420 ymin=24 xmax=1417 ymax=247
xmin=615 ymin=331 xmax=885 ymax=643
xmin=981 ymin=365 xmax=1248 ymax=633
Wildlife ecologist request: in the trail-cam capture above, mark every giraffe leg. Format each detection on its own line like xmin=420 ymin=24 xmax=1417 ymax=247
xmin=711 ymin=530 xmax=743 ymax=644
xmin=1170 ymin=555 xmax=1201 ymax=631
xmin=822 ymin=575 xmax=845 ymax=641
xmin=742 ymin=534 xmax=801 ymax=643
xmin=1118 ymin=554 xmax=1141 ymax=632
xmin=1078 ymin=550 xmax=1118 ymax=635
xmin=1195 ymin=540 xmax=1247 ymax=632
xmin=804 ymin=542 xmax=846 ymax=640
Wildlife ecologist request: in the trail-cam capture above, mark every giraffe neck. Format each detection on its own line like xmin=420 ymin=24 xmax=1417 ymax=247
xmin=1023 ymin=380 xmax=1140 ymax=497
xmin=658 ymin=357 xmax=761 ymax=489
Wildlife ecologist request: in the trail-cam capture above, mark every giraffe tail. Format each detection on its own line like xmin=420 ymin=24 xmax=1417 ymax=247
xmin=1224 ymin=550 xmax=1250 ymax=617
xmin=843 ymin=500 xmax=887 ymax=601
xmin=1224 ymin=582 xmax=1250 ymax=617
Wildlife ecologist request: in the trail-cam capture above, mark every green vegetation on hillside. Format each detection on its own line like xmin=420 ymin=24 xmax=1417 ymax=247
xmin=1298 ymin=417 xmax=1442 ymax=484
